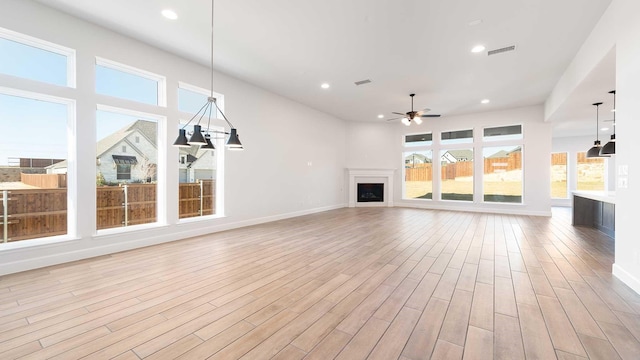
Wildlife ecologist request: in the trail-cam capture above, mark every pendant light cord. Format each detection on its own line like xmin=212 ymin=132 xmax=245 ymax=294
xmin=596 ymin=103 xmax=599 ymax=142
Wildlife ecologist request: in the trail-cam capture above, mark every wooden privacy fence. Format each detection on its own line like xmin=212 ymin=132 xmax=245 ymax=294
xmin=1 ymin=181 xmax=215 ymax=243
xmin=21 ymin=173 xmax=67 ymax=189
xmin=406 ymin=153 xmax=522 ymax=181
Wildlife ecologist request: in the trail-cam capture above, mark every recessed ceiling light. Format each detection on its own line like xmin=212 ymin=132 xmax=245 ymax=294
xmin=471 ymin=45 xmax=486 ymax=53
xmin=481 ymin=99 xmax=490 ymax=104
xmin=601 ymin=127 xmax=609 ymax=131
xmin=377 ymin=114 xmax=384 ymax=119
xmin=468 ymin=19 xmax=483 ymax=26
xmin=321 ymin=83 xmax=330 ymax=89
xmin=162 ymin=9 xmax=178 ymax=20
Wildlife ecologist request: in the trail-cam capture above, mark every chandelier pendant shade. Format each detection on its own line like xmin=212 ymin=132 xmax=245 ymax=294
xmin=600 ymin=90 xmax=616 ymax=155
xmin=586 ymin=102 xmax=610 ymax=158
xmin=172 ymin=0 xmax=244 ymax=152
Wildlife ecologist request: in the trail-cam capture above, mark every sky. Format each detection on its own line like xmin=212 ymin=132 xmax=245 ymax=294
xmin=0 ymin=37 xmax=210 ymax=166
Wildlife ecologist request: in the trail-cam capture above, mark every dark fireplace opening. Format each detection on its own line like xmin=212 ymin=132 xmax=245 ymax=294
xmin=357 ymin=183 xmax=384 ymax=202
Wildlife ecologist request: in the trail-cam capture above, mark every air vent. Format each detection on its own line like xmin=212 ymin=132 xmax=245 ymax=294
xmin=354 ymin=79 xmax=372 ymax=86
xmin=488 ymin=45 xmax=516 ymax=56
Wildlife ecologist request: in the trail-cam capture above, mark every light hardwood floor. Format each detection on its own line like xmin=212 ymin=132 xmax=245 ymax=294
xmin=1 ymin=207 xmax=640 ymax=359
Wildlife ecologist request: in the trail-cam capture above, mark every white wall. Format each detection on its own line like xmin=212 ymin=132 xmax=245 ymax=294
xmin=547 ymin=0 xmax=640 ymax=294
xmin=0 ymin=0 xmax=347 ymax=275
xmin=551 ymin=135 xmax=615 ymax=206
xmin=612 ymin=0 xmax=640 ymax=294
xmin=347 ymin=106 xmax=552 ymax=216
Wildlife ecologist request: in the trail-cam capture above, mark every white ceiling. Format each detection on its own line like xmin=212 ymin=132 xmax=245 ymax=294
xmin=35 ymin=0 xmax=612 ymax=136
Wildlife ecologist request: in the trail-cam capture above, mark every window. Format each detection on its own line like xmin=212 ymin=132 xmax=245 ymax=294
xmin=440 ymin=149 xmax=473 ymax=201
xmin=441 ymin=129 xmax=473 ymax=145
xmin=576 ymin=152 xmax=605 ymax=191
xmin=116 ymin=164 xmax=131 ymax=180
xmin=551 ymin=153 xmax=568 ymax=198
xmin=96 ymin=107 xmax=160 ymax=230
xmin=178 ymin=123 xmax=221 ymax=219
xmin=96 ymin=58 xmax=165 ymax=106
xmin=0 ymin=91 xmax=70 ymax=243
xmin=483 ymin=125 xmax=523 ymax=142
xmin=483 ymin=146 xmax=523 ymax=203
xmin=404 ymin=133 xmax=433 ymax=147
xmin=0 ymin=27 xmax=75 ymax=87
xmin=178 ymin=86 xmax=210 ymax=114
xmin=404 ymin=150 xmax=433 ymax=199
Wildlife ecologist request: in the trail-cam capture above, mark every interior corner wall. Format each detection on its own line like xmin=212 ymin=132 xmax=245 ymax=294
xmin=346 ymin=105 xmax=552 ymax=216
xmin=0 ymin=0 xmax=347 ymax=275
xmin=611 ymin=0 xmax=640 ymax=295
xmin=551 ymin=135 xmax=616 ymax=207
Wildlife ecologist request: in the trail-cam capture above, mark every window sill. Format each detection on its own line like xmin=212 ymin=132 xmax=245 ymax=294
xmin=94 ymin=222 xmax=166 ymax=238
xmin=0 ymin=234 xmax=80 ymax=251
xmin=177 ymin=214 xmax=226 ymax=224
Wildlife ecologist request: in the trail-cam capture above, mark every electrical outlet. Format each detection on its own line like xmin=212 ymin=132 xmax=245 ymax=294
xmin=619 ymin=165 xmax=629 ymax=176
xmin=618 ymin=177 xmax=628 ymax=189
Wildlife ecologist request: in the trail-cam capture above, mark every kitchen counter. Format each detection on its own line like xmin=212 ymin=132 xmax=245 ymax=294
xmin=572 ymin=191 xmax=615 ymax=238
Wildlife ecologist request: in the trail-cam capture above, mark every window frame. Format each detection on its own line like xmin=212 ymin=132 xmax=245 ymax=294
xmin=95 ymin=57 xmax=166 ymax=107
xmin=0 ymin=86 xmax=77 ymax=247
xmin=0 ymin=26 xmax=76 ymax=88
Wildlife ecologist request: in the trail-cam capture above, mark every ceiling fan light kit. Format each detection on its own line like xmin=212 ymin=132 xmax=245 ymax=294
xmin=387 ymin=94 xmax=441 ymax=126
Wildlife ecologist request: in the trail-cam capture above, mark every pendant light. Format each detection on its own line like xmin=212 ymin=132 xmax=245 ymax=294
xmin=172 ymin=0 xmax=244 ymax=151
xmin=586 ymin=102 xmax=610 ymax=158
xmin=600 ymin=90 xmax=616 ymax=155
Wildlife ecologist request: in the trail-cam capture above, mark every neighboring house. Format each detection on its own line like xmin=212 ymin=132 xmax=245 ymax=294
xmin=178 ymin=148 xmax=216 ymax=183
xmin=486 ymin=146 xmax=522 ymax=159
xmin=441 ymin=149 xmax=473 ymax=164
xmin=404 ymin=153 xmax=431 ymax=167
xmin=46 ymin=120 xmax=216 ymax=184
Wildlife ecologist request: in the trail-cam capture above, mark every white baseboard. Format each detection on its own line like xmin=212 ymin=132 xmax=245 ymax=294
xmin=0 ymin=203 xmax=347 ymax=276
xmin=395 ymin=202 xmax=552 ymax=217
xmin=613 ymin=264 xmax=640 ymax=295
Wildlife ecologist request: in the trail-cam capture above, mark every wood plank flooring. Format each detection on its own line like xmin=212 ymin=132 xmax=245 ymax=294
xmin=1 ymin=207 xmax=640 ymax=359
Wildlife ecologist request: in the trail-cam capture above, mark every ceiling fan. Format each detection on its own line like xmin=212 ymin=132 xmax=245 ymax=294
xmin=387 ymin=94 xmax=440 ymax=126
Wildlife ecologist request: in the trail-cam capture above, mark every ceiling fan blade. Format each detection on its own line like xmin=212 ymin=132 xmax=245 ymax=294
xmin=386 ymin=117 xmax=403 ymax=121
xmin=391 ymin=112 xmax=406 ymax=116
xmin=420 ymin=114 xmax=441 ymax=118
xmin=417 ymin=108 xmax=431 ymax=114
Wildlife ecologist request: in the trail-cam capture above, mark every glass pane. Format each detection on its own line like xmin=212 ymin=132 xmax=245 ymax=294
xmin=483 ymin=125 xmax=522 ymax=141
xmin=0 ymin=93 xmax=68 ymax=243
xmin=576 ymin=152 xmax=605 ymax=191
xmin=404 ymin=150 xmax=432 ymax=199
xmin=405 ymin=133 xmax=432 ymax=147
xmin=440 ymin=149 xmax=473 ymax=201
xmin=178 ymin=87 xmax=209 ymax=114
xmin=0 ymin=37 xmax=68 ymax=86
xmin=96 ymin=64 xmax=158 ymax=105
xmin=551 ymin=153 xmax=568 ymax=198
xmin=483 ymin=146 xmax=523 ymax=203
xmin=178 ymin=124 xmax=219 ymax=219
xmin=96 ymin=110 xmax=158 ymax=230
xmin=441 ymin=129 xmax=473 ymax=144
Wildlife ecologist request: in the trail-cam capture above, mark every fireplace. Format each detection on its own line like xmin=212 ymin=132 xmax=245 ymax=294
xmin=347 ymin=168 xmax=395 ymax=207
xmin=357 ymin=183 xmax=384 ymax=202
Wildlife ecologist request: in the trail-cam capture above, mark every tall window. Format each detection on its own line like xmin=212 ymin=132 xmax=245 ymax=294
xmin=576 ymin=152 xmax=605 ymax=191
xmin=96 ymin=58 xmax=165 ymax=106
xmin=551 ymin=153 xmax=568 ymax=198
xmin=96 ymin=108 xmax=159 ymax=230
xmin=0 ymin=27 xmax=75 ymax=87
xmin=440 ymin=149 xmax=474 ymax=201
xmin=0 ymin=91 xmax=70 ymax=243
xmin=440 ymin=129 xmax=473 ymax=201
xmin=404 ymin=150 xmax=433 ymax=199
xmin=483 ymin=146 xmax=523 ymax=203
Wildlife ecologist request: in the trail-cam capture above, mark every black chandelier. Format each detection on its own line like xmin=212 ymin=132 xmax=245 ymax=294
xmin=173 ymin=0 xmax=243 ymax=151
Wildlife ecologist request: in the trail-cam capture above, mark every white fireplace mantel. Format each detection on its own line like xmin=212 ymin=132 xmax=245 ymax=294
xmin=347 ymin=168 xmax=396 ymax=207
